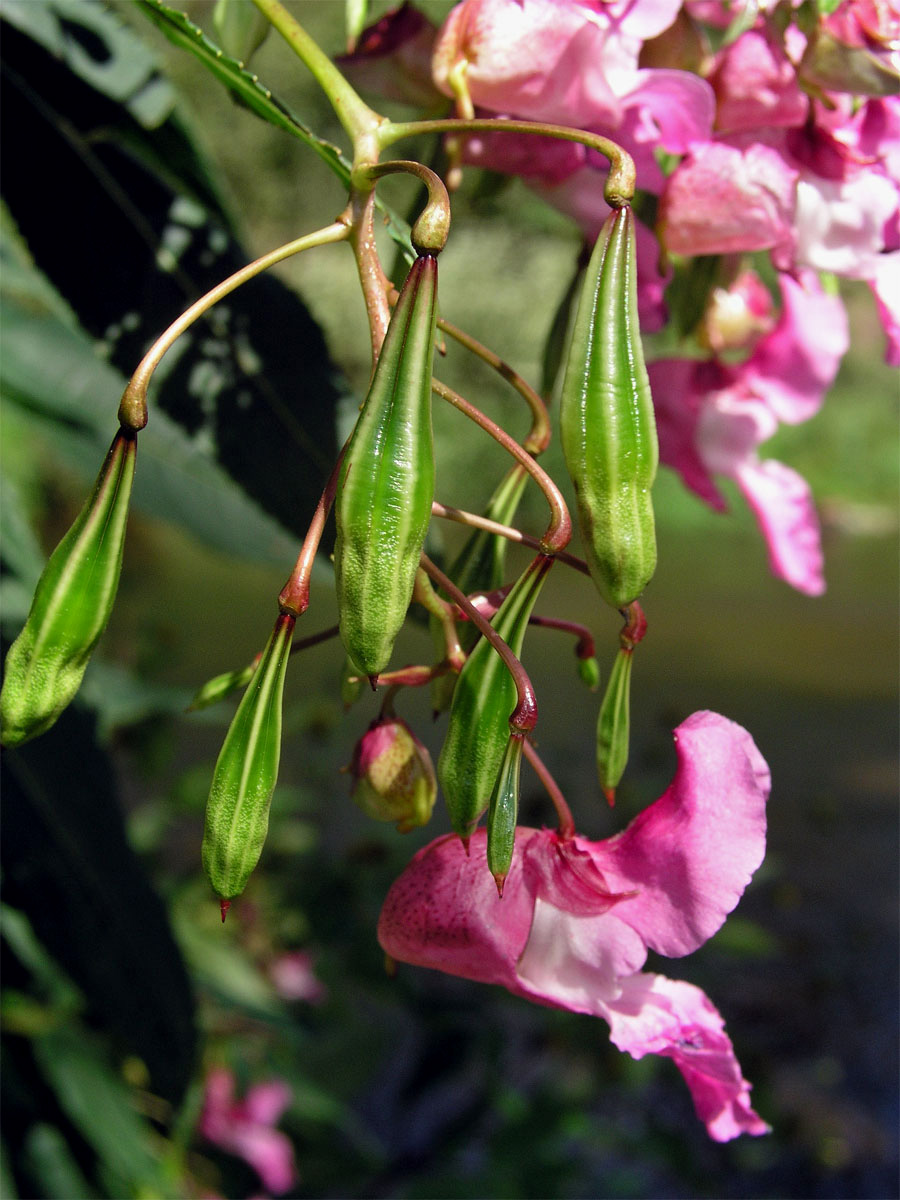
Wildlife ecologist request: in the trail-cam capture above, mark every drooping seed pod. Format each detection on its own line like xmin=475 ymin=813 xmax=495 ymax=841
xmin=202 ymin=612 xmax=295 ymax=905
xmin=430 ymin=464 xmax=528 ymax=714
xmin=596 ymin=644 xmax=633 ymax=804
xmin=350 ymin=716 xmax=437 ymax=833
xmin=188 ymin=660 xmax=257 ymax=712
xmin=486 ymin=732 xmax=524 ymax=895
xmin=560 ymin=204 xmax=658 ymax=610
xmin=1 ymin=430 xmax=137 ymax=747
xmin=438 ymin=554 xmax=552 ymax=840
xmin=334 ymin=254 xmax=439 ymax=679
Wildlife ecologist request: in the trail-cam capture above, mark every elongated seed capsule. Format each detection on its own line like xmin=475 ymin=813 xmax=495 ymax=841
xmin=596 ymin=644 xmax=633 ymax=804
xmin=334 ymin=255 xmax=439 ymax=679
xmin=438 ymin=553 xmax=552 ymax=839
xmin=202 ymin=612 xmax=295 ymax=903
xmin=486 ymin=732 xmax=525 ymax=895
xmin=430 ymin=464 xmax=529 ymax=714
xmin=560 ymin=205 xmax=658 ymax=610
xmin=1 ymin=430 xmax=137 ymax=747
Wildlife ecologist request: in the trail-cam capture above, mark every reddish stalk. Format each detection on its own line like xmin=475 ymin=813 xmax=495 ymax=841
xmin=432 ymin=380 xmax=572 ymax=556
xmin=522 ymin=739 xmax=576 ymax=839
xmin=431 ymin=501 xmax=589 ymax=576
xmin=278 ymin=449 xmax=345 ymax=615
xmin=420 ymin=553 xmax=543 ymax=735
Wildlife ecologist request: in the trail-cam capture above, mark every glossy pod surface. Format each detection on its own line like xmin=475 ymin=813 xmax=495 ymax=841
xmin=438 ymin=553 xmax=552 ymax=839
xmin=335 ymin=255 xmax=439 ymax=678
xmin=1 ymin=430 xmax=136 ymax=747
xmin=560 ymin=205 xmax=658 ymax=610
xmin=202 ymin=612 xmax=295 ymax=901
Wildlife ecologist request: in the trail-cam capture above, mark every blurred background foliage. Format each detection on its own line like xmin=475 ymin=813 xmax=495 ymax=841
xmin=0 ymin=1 xmax=897 ymax=1197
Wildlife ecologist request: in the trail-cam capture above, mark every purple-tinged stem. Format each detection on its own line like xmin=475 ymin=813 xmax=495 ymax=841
xmin=431 ymin=501 xmax=589 ymax=576
xmin=522 ymin=739 xmax=576 ymax=840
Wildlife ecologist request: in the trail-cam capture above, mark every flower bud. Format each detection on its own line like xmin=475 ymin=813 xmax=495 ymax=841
xmin=1 ymin=430 xmax=136 ymax=746
xmin=350 ymin=717 xmax=437 ymax=833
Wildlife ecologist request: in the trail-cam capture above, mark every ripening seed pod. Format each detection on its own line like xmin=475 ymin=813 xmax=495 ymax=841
xmin=188 ymin=660 xmax=257 ymax=711
xmin=438 ymin=553 xmax=552 ymax=839
xmin=430 ymin=464 xmax=528 ymax=714
xmin=1 ymin=430 xmax=137 ymax=747
xmin=486 ymin=732 xmax=524 ymax=894
xmin=335 ymin=255 xmax=439 ymax=679
xmin=596 ymin=645 xmax=633 ymax=803
xmin=350 ymin=716 xmax=437 ymax=833
xmin=202 ymin=612 xmax=295 ymax=903
xmin=560 ymin=205 xmax=658 ymax=610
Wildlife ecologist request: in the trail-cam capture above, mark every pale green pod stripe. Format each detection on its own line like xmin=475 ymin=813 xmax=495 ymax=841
xmin=438 ymin=553 xmax=552 ymax=839
xmin=1 ymin=430 xmax=137 ymax=747
xmin=560 ymin=205 xmax=658 ymax=609
xmin=430 ymin=463 xmax=529 ymax=714
xmin=335 ymin=254 xmax=439 ymax=678
xmin=596 ymin=645 xmax=633 ymax=799
xmin=486 ymin=733 xmax=524 ymax=891
xmin=202 ymin=612 xmax=295 ymax=900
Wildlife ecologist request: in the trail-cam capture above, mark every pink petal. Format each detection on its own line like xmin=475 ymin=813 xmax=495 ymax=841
xmin=709 ymin=27 xmax=809 ymax=133
xmin=623 ymin=68 xmax=716 ymax=153
xmin=660 ymin=138 xmax=798 ymax=258
xmin=432 ymin=0 xmax=622 ymax=127
xmin=242 ymin=1080 xmax=292 ymax=1126
xmin=522 ymin=832 xmax=636 ymax=915
xmin=515 ymin=900 xmax=648 ymax=1006
xmin=869 ymin=250 xmax=900 ymax=364
xmin=741 ymin=270 xmax=849 ymax=424
xmin=595 ymin=712 xmax=770 ymax=957
xmin=649 ymin=358 xmax=729 ymax=508
xmin=734 ymin=459 xmax=826 ymax=595
xmin=377 ymin=830 xmax=538 ymax=988
xmin=224 ymin=1124 xmax=297 ymax=1195
xmin=603 ymin=973 xmax=770 ymax=1141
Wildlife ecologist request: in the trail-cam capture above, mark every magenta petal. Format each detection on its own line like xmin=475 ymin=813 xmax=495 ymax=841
xmin=377 ymin=830 xmax=538 ymax=988
xmin=242 ymin=1080 xmax=292 ymax=1126
xmin=225 ymin=1124 xmax=297 ymax=1195
xmin=660 ymin=139 xmax=797 ymax=258
xmin=523 ymin=832 xmax=636 ymax=915
xmin=649 ymin=358 xmax=729 ymax=509
xmin=742 ymin=271 xmax=849 ymax=424
xmin=596 ymin=712 xmax=770 ymax=957
xmin=603 ymin=973 xmax=770 ymax=1141
xmin=735 ymin=459 xmax=826 ymax=596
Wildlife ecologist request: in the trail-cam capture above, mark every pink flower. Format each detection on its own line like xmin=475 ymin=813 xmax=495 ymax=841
xmin=650 ymin=270 xmax=848 ymax=595
xmin=659 ymin=136 xmax=798 ymax=264
xmin=200 ymin=1067 xmax=297 ymax=1196
xmin=709 ymin=26 xmax=809 ymax=133
xmin=269 ymin=950 xmax=328 ymax=1004
xmin=379 ymin=711 xmax=771 ymax=1142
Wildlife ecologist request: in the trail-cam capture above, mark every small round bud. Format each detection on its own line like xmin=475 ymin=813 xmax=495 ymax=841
xmin=350 ymin=718 xmax=437 ymax=833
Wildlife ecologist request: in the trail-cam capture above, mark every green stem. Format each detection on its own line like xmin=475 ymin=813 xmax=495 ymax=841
xmin=354 ymin=160 xmax=452 ymax=254
xmin=436 ymin=316 xmax=551 ymax=454
xmin=250 ymin=0 xmax=382 ymax=147
xmin=380 ymin=118 xmax=635 ymax=207
xmin=119 ymin=220 xmax=350 ymax=430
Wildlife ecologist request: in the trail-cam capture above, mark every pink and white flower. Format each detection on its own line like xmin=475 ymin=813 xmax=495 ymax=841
xmin=200 ymin=1068 xmax=297 ymax=1196
xmin=650 ymin=270 xmax=849 ymax=595
xmin=379 ymin=711 xmax=771 ymax=1142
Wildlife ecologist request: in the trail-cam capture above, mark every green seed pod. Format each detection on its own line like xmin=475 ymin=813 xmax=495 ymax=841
xmin=202 ymin=612 xmax=295 ymax=902
xmin=188 ymin=661 xmax=257 ymax=712
xmin=560 ymin=205 xmax=658 ymax=610
xmin=350 ymin=716 xmax=437 ymax=833
xmin=335 ymin=255 xmax=439 ymax=679
xmin=339 ymin=655 xmax=365 ymax=710
xmin=596 ymin=645 xmax=633 ymax=803
xmin=1 ymin=430 xmax=137 ymax=747
xmin=486 ymin=733 xmax=524 ymax=895
xmin=430 ymin=464 xmax=529 ymax=714
xmin=578 ymin=655 xmax=601 ymax=692
xmin=438 ymin=554 xmax=552 ymax=839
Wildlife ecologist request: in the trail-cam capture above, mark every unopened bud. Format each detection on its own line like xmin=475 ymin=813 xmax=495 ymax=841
xmin=350 ymin=718 xmax=437 ymax=833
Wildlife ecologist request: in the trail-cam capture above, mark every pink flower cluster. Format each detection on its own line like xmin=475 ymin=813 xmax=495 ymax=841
xmin=200 ymin=1067 xmax=297 ymax=1196
xmin=379 ymin=712 xmax=771 ymax=1141
xmin=343 ymin=0 xmax=900 ymax=593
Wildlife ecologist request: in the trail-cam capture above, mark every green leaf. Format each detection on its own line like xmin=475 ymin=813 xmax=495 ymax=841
xmin=22 ymin=1124 xmax=99 ymax=1200
xmin=134 ymin=0 xmax=413 ymax=254
xmin=0 ymin=223 xmax=301 ymax=567
xmin=32 ymin=1027 xmax=163 ymax=1194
